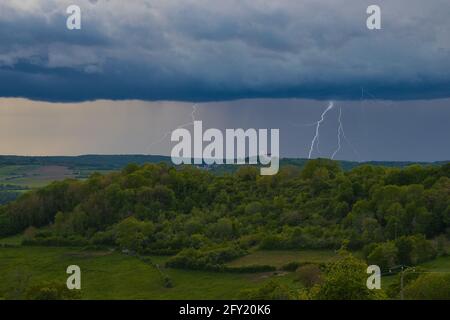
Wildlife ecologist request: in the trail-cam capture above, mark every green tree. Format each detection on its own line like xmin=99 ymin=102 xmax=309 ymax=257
xmin=115 ymin=217 xmax=154 ymax=253
xmin=395 ymin=236 xmax=414 ymax=265
xmin=314 ymin=253 xmax=380 ymax=300
xmin=367 ymin=242 xmax=398 ymax=271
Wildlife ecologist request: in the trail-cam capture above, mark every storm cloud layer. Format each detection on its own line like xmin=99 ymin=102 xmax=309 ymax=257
xmin=1 ymin=0 xmax=449 ymax=102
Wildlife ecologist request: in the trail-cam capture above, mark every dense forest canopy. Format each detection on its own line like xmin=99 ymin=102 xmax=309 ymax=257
xmin=0 ymin=160 xmax=449 ymax=271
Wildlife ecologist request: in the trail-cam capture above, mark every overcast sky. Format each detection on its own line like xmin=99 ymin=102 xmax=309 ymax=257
xmin=0 ymin=1 xmax=449 ymax=161
xmin=1 ymin=0 xmax=450 ymax=101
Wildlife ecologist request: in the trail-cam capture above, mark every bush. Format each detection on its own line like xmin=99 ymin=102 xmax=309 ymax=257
xmin=237 ymin=281 xmax=295 ymax=300
xmin=25 ymin=281 xmax=81 ymax=300
xmin=22 ymin=234 xmax=89 ymax=247
xmin=166 ymin=246 xmax=246 ymax=271
xmin=280 ymin=262 xmax=302 ymax=272
xmin=296 ymin=264 xmax=323 ymax=288
xmin=259 ymin=235 xmax=288 ymax=250
xmin=163 ymin=276 xmax=173 ymax=288
xmin=90 ymin=230 xmax=115 ymax=246
xmin=403 ymin=274 xmax=450 ymax=300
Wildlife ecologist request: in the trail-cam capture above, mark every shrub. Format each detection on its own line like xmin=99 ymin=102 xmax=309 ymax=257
xmin=296 ymin=264 xmax=323 ymax=289
xmin=166 ymin=246 xmax=246 ymax=271
xmin=237 ymin=281 xmax=295 ymax=300
xmin=25 ymin=281 xmax=81 ymax=300
xmin=404 ymin=274 xmax=450 ymax=300
xmin=280 ymin=262 xmax=301 ymax=272
xmin=22 ymin=234 xmax=89 ymax=247
xmin=90 ymin=229 xmax=115 ymax=246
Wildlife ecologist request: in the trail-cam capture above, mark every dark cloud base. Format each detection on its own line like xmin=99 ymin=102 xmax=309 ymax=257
xmin=2 ymin=63 xmax=450 ymax=103
xmin=1 ymin=0 xmax=450 ymax=103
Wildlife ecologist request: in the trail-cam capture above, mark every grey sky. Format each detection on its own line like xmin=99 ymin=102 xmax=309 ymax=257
xmin=0 ymin=0 xmax=450 ymax=101
xmin=1 ymin=97 xmax=449 ymax=161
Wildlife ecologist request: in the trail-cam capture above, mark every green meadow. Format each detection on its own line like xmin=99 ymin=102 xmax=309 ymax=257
xmin=1 ymin=243 xmax=448 ymax=300
xmin=227 ymin=250 xmax=338 ymax=268
xmin=0 ymin=246 xmax=282 ymax=300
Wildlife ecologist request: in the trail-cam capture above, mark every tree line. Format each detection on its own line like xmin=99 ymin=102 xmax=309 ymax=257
xmin=0 ymin=160 xmax=448 ymax=272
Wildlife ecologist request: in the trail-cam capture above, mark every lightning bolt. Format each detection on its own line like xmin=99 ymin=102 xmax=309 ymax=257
xmin=331 ymin=107 xmax=343 ymax=160
xmin=307 ymin=102 xmax=360 ymax=161
xmin=308 ymin=101 xmax=334 ymax=159
xmin=331 ymin=105 xmax=361 ymax=161
xmin=339 ymin=111 xmax=361 ymax=161
xmin=148 ymin=104 xmax=199 ymax=152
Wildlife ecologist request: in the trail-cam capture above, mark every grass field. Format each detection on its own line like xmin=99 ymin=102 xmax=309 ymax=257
xmin=0 ymin=164 xmax=117 ymax=206
xmin=227 ymin=250 xmax=338 ymax=268
xmin=0 ymin=246 xmax=281 ymax=300
xmin=0 ymin=165 xmax=38 ymax=177
xmin=419 ymin=256 xmax=450 ymax=272
xmin=0 ymin=164 xmax=115 ymax=190
xmin=0 ymin=165 xmax=73 ymax=188
xmin=0 ymin=244 xmax=448 ymax=299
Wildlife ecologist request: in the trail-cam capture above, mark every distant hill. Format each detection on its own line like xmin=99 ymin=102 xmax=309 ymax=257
xmin=0 ymin=155 xmax=447 ymax=174
xmin=0 ymin=155 xmax=172 ymax=170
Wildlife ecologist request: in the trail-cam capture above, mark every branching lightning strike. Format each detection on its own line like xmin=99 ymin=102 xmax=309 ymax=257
xmin=331 ymin=107 xmax=343 ymax=160
xmin=308 ymin=102 xmax=360 ymax=161
xmin=308 ymin=101 xmax=334 ymax=159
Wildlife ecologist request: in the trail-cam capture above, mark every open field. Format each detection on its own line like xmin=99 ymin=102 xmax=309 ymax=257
xmin=0 ymin=165 xmax=74 ymax=188
xmin=0 ymin=246 xmax=277 ymax=300
xmin=0 ymin=164 xmax=115 ymax=191
xmin=0 ymin=165 xmax=36 ymax=176
xmin=227 ymin=250 xmax=339 ymax=268
xmin=7 ymin=166 xmax=74 ymax=188
xmin=420 ymin=256 xmax=450 ymax=272
xmin=0 ymin=243 xmax=448 ymax=299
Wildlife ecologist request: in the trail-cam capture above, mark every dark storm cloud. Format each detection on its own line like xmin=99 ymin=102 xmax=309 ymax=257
xmin=1 ymin=0 xmax=450 ymax=102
